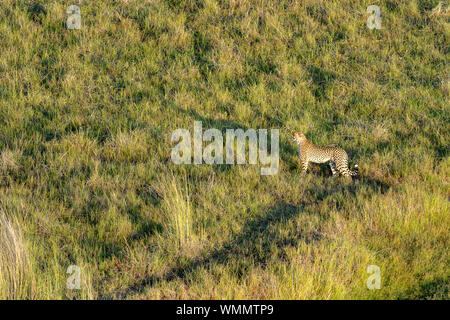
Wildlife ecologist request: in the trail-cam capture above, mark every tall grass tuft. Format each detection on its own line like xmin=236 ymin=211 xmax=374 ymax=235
xmin=0 ymin=210 xmax=34 ymax=299
xmin=159 ymin=175 xmax=194 ymax=251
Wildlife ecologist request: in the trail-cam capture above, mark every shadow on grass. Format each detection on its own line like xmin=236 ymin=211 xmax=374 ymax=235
xmin=108 ymin=201 xmax=307 ymax=298
xmin=398 ymin=277 xmax=449 ymax=300
xmin=358 ymin=175 xmax=391 ymax=194
xmin=296 ymin=163 xmax=391 ymax=195
xmin=308 ymin=66 xmax=336 ymax=101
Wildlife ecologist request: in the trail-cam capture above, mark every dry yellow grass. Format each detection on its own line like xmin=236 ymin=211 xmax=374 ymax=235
xmin=0 ymin=210 xmax=34 ymax=299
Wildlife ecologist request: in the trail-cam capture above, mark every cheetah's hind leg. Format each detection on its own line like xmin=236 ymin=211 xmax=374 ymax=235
xmin=329 ymin=160 xmax=338 ymax=178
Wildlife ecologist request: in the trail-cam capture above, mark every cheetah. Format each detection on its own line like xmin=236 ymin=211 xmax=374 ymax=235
xmin=292 ymin=132 xmax=358 ymax=178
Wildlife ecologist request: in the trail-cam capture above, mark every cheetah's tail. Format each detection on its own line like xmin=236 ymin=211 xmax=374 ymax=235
xmin=349 ymin=164 xmax=359 ymax=176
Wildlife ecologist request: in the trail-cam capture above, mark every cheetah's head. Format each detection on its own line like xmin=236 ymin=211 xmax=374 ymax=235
xmin=292 ymin=132 xmax=306 ymax=143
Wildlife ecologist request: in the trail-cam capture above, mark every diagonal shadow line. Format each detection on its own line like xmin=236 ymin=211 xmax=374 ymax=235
xmin=106 ymin=177 xmax=389 ymax=298
xmin=110 ymin=197 xmax=324 ymax=299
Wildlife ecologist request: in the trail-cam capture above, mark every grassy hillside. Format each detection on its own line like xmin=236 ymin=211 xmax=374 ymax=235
xmin=0 ymin=0 xmax=448 ymax=299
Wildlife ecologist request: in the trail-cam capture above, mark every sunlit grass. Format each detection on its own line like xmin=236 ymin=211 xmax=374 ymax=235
xmin=0 ymin=210 xmax=34 ymax=299
xmin=0 ymin=0 xmax=448 ymax=299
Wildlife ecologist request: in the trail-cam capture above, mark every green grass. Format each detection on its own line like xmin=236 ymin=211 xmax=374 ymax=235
xmin=0 ymin=0 xmax=448 ymax=299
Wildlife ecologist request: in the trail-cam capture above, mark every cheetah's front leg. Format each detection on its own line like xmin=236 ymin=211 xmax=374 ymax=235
xmin=300 ymin=159 xmax=309 ymax=175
